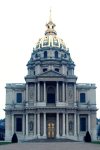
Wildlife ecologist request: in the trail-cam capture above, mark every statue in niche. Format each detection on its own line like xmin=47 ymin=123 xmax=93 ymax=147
xmin=69 ymin=121 xmax=72 ymax=130
xmin=68 ymin=89 xmax=73 ymax=100
xmin=30 ymin=90 xmax=34 ymax=99
xmin=87 ymin=101 xmax=91 ymax=108
xmin=12 ymin=100 xmax=15 ymax=108
xmin=30 ymin=121 xmax=33 ymax=131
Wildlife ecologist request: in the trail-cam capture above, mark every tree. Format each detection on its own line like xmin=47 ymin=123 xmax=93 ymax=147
xmin=85 ymin=131 xmax=91 ymax=142
xmin=11 ymin=133 xmax=18 ymax=143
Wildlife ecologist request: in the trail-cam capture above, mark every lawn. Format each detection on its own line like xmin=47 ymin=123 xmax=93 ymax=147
xmin=88 ymin=141 xmax=100 ymax=144
xmin=0 ymin=142 xmax=14 ymax=146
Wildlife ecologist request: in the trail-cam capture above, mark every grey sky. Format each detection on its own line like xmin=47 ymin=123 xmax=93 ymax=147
xmin=0 ymin=0 xmax=100 ymax=119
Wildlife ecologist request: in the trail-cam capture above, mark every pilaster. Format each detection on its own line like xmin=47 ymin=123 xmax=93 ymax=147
xmin=56 ymin=113 xmax=59 ymax=138
xmin=26 ymin=114 xmax=28 ymax=136
xmin=12 ymin=114 xmax=14 ymax=136
xmin=62 ymin=113 xmax=65 ymax=137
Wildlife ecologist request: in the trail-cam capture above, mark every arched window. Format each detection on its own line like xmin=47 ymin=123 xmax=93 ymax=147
xmin=64 ymin=54 xmax=67 ymax=58
xmin=80 ymin=118 xmax=86 ymax=131
xmin=17 ymin=93 xmax=22 ymax=103
xmin=35 ymin=54 xmax=38 ymax=58
xmin=80 ymin=93 xmax=85 ymax=103
xmin=47 ymin=87 xmax=55 ymax=103
xmin=69 ymin=121 xmax=73 ymax=130
xmin=43 ymin=68 xmax=47 ymax=72
xmin=44 ymin=51 xmax=47 ymax=58
xmin=55 ymin=51 xmax=58 ymax=58
xmin=55 ymin=68 xmax=59 ymax=72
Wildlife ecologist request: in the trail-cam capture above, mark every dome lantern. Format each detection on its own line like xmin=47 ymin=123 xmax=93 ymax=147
xmin=34 ymin=8 xmax=68 ymax=51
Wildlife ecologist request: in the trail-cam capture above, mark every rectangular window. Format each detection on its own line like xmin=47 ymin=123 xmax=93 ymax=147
xmin=16 ymin=118 xmax=22 ymax=132
xmin=55 ymin=69 xmax=59 ymax=72
xmin=17 ymin=93 xmax=22 ymax=103
xmin=80 ymin=93 xmax=85 ymax=103
xmin=80 ymin=118 xmax=86 ymax=131
xmin=43 ymin=68 xmax=47 ymax=72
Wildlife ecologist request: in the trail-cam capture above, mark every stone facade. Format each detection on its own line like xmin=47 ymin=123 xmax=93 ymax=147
xmin=4 ymin=11 xmax=97 ymax=142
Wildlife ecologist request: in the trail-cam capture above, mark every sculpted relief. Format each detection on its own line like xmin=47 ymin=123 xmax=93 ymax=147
xmin=68 ymin=89 xmax=73 ymax=100
xmin=30 ymin=121 xmax=34 ymax=131
xmin=30 ymin=90 xmax=34 ymax=99
xmin=29 ymin=84 xmax=34 ymax=101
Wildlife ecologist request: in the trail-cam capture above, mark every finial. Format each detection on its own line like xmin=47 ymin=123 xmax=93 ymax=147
xmin=49 ymin=6 xmax=52 ymax=22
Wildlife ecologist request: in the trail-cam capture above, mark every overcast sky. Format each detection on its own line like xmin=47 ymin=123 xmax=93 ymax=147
xmin=0 ymin=0 xmax=100 ymax=119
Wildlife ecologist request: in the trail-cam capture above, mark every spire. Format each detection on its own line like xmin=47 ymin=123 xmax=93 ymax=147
xmin=49 ymin=6 xmax=52 ymax=22
xmin=45 ymin=7 xmax=57 ymax=35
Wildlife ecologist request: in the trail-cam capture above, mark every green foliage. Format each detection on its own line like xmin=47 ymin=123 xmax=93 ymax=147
xmin=11 ymin=133 xmax=18 ymax=143
xmin=85 ymin=131 xmax=91 ymax=142
xmin=91 ymin=142 xmax=100 ymax=144
xmin=0 ymin=142 xmax=13 ymax=146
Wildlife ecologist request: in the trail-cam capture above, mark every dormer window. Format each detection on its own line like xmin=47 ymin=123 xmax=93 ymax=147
xmin=48 ymin=26 xmax=49 ymax=29
xmin=64 ymin=54 xmax=67 ymax=58
xmin=44 ymin=51 xmax=47 ymax=58
xmin=52 ymin=26 xmax=54 ymax=29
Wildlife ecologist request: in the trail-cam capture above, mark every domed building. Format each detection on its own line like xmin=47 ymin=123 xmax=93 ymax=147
xmin=4 ymin=10 xmax=97 ymax=142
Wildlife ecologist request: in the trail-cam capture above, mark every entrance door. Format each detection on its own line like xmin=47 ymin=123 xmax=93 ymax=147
xmin=47 ymin=122 xmax=55 ymax=139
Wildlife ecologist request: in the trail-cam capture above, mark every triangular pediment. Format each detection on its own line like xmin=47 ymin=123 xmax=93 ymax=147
xmin=38 ymin=70 xmax=64 ymax=77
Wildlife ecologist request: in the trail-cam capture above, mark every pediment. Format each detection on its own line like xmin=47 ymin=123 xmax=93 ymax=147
xmin=38 ymin=70 xmax=64 ymax=77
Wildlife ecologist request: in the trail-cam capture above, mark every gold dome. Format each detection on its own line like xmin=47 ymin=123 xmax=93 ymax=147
xmin=34 ymin=9 xmax=68 ymax=51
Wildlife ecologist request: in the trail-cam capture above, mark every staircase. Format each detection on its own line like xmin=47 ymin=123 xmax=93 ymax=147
xmin=24 ymin=138 xmax=78 ymax=143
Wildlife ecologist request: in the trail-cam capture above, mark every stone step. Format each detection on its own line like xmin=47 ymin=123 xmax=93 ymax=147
xmin=24 ymin=138 xmax=77 ymax=143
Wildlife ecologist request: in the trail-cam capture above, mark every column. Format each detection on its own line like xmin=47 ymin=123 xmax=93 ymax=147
xmin=63 ymin=113 xmax=65 ymax=136
xmin=28 ymin=68 xmax=31 ymax=75
xmin=26 ymin=114 xmax=28 ymax=136
xmin=77 ymin=114 xmax=79 ymax=135
xmin=88 ymin=114 xmax=90 ymax=133
xmin=74 ymin=83 xmax=76 ymax=106
xmin=62 ymin=82 xmax=65 ymax=101
xmin=26 ymin=83 xmax=28 ymax=103
xmin=12 ymin=114 xmax=14 ymax=135
xmin=72 ymin=69 xmax=73 ymax=75
xmin=74 ymin=113 xmax=76 ymax=136
xmin=76 ymin=90 xmax=78 ymax=102
xmin=37 ymin=113 xmax=40 ymax=136
xmin=13 ymin=90 xmax=15 ymax=101
xmin=66 ymin=113 xmax=68 ymax=136
xmin=34 ymin=113 xmax=36 ymax=137
xmin=56 ymin=81 xmax=59 ymax=101
xmin=34 ymin=83 xmax=36 ymax=104
xmin=43 ymin=113 xmax=46 ymax=136
xmin=23 ymin=114 xmax=25 ymax=136
xmin=62 ymin=65 xmax=64 ymax=74
xmin=56 ymin=113 xmax=59 ymax=137
xmin=66 ymin=83 xmax=68 ymax=106
xmin=44 ymin=81 xmax=46 ymax=102
xmin=38 ymin=82 xmax=40 ymax=101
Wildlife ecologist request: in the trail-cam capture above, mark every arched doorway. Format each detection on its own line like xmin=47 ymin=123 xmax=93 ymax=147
xmin=47 ymin=87 xmax=55 ymax=103
xmin=47 ymin=122 xmax=55 ymax=139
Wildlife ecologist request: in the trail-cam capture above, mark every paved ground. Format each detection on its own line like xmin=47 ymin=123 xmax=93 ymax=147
xmin=0 ymin=142 xmax=100 ymax=150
